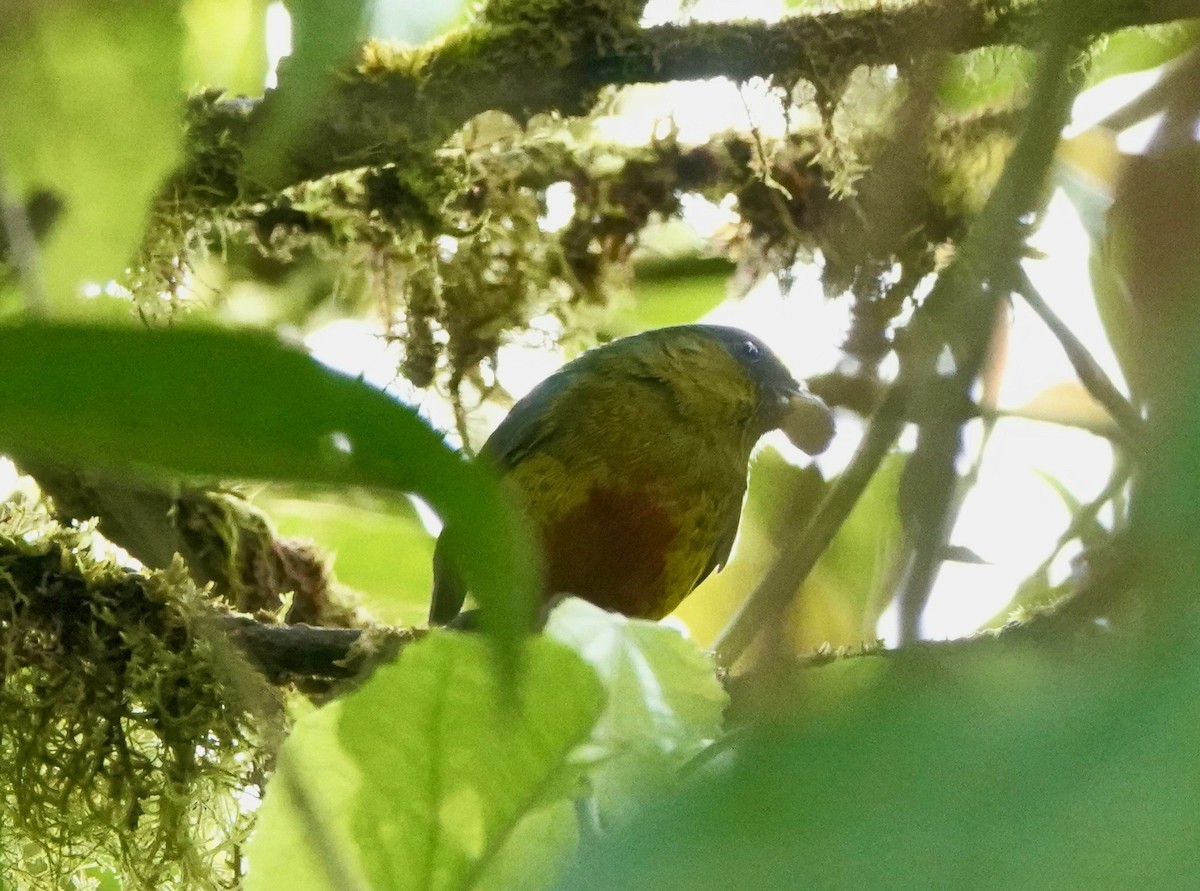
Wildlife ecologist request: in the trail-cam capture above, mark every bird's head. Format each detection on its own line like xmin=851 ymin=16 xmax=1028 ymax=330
xmin=623 ymin=325 xmax=834 ymax=456
xmin=692 ymin=325 xmax=835 ymax=455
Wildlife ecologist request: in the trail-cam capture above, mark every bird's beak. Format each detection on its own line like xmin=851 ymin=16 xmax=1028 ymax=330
xmin=777 ymin=387 xmax=835 ymax=455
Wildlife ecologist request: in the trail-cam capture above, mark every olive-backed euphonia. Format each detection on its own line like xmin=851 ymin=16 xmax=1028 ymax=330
xmin=429 ymin=324 xmax=834 ymax=624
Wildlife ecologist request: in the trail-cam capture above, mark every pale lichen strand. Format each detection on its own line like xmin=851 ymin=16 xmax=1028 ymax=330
xmin=0 ymin=500 xmax=280 ymax=890
xmin=136 ymin=7 xmax=1023 ymax=405
xmin=135 ymin=92 xmax=1012 ymax=405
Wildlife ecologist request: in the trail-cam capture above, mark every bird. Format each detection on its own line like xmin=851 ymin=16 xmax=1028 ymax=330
xmin=429 ymin=324 xmax=834 ymax=625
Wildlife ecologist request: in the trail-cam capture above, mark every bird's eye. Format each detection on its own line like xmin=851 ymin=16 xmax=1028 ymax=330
xmin=739 ymin=339 xmax=763 ymax=362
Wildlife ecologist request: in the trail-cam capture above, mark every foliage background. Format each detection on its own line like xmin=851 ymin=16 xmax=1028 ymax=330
xmin=2 ymin=0 xmax=1200 ymax=887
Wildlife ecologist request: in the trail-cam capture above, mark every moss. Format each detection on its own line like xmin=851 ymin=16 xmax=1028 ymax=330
xmin=0 ymin=500 xmax=280 ymax=890
xmin=172 ymin=488 xmax=361 ymax=626
xmin=135 ymin=100 xmax=1013 ymax=398
xmin=133 ymin=28 xmax=1022 ymax=418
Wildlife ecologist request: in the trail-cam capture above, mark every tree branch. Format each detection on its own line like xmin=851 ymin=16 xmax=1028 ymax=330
xmin=27 ymin=463 xmax=360 ymax=625
xmin=179 ymin=0 xmax=1200 ymax=200
xmin=218 ymin=614 xmax=414 ymax=683
xmin=596 ymin=0 xmax=1200 ymax=87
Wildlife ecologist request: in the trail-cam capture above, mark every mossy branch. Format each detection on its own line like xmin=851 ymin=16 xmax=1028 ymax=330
xmin=178 ymin=0 xmax=1200 ymax=202
xmin=28 ymin=463 xmax=361 ymax=625
xmin=0 ymin=508 xmax=280 ymax=887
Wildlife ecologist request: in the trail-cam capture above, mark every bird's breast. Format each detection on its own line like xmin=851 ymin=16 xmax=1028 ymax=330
xmin=507 ymin=453 xmax=739 ymax=619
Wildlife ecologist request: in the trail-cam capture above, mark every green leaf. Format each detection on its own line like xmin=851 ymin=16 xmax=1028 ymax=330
xmin=0 ymin=322 xmax=538 ymax=658
xmin=183 ymin=0 xmax=272 ymax=95
xmin=0 ymin=1 xmax=185 ymax=303
xmin=555 ymin=641 xmax=1200 ymax=890
xmin=243 ymin=698 xmax=359 ymax=891
xmin=544 ymin=598 xmax=728 ymax=822
xmin=245 ymin=632 xmax=604 ymax=891
xmin=240 ymin=0 xmax=367 ymax=189
xmin=1088 ymin=20 xmax=1200 ymax=86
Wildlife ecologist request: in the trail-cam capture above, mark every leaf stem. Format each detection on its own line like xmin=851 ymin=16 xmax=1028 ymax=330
xmin=1015 ymin=265 xmax=1146 ymax=449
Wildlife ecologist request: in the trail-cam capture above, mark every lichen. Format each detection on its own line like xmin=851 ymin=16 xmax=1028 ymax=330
xmin=0 ymin=498 xmax=281 ymax=890
xmin=131 ymin=40 xmax=1020 ymax=422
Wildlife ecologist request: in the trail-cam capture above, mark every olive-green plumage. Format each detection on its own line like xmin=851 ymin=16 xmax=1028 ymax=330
xmin=430 ymin=324 xmax=833 ymax=625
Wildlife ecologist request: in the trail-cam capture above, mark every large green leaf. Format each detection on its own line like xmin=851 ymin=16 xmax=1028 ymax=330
xmin=555 ymin=639 xmax=1200 ymax=890
xmin=245 ymin=631 xmax=604 ymax=891
xmin=0 ymin=322 xmax=538 ymax=654
xmin=544 ymin=599 xmax=727 ymax=822
xmin=0 ymin=1 xmax=184 ymax=304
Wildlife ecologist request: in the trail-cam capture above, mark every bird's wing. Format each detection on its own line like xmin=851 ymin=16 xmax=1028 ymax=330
xmin=479 ymin=367 xmax=578 ymax=469
xmin=429 ymin=368 xmax=580 ymax=624
xmin=695 ymin=501 xmax=742 ymax=590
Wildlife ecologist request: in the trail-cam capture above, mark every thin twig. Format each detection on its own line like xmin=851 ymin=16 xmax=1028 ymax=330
xmin=1014 ymin=265 xmax=1146 ymax=448
xmin=217 ymin=615 xmax=426 ymax=689
xmin=0 ymin=163 xmax=47 ymax=314
xmin=712 ymin=382 xmax=910 ymax=667
xmin=1096 ymin=45 xmax=1200 ymax=133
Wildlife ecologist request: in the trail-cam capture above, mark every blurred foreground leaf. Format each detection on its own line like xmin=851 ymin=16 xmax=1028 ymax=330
xmin=0 ymin=1 xmax=184 ymax=302
xmin=556 ymin=638 xmax=1200 ymax=889
xmin=545 ymin=599 xmax=727 ymax=822
xmin=246 ymin=632 xmax=604 ymax=891
xmin=0 ymin=322 xmax=537 ymax=658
